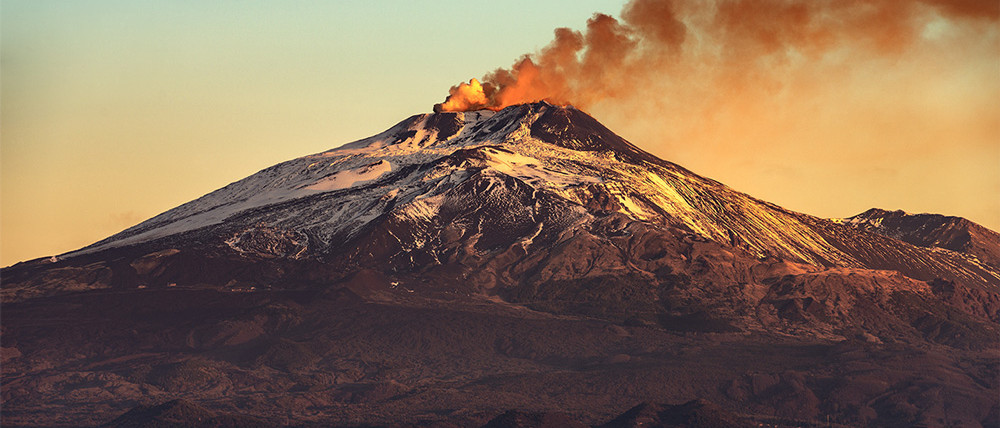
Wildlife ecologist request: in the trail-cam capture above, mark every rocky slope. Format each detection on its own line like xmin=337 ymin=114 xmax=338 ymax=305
xmin=2 ymin=102 xmax=998 ymax=427
xmin=846 ymin=208 xmax=1000 ymax=269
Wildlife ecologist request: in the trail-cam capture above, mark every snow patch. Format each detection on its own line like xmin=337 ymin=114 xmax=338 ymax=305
xmin=395 ymin=195 xmax=445 ymax=222
xmin=484 ymin=147 xmax=601 ymax=186
xmin=305 ymin=160 xmax=391 ymax=191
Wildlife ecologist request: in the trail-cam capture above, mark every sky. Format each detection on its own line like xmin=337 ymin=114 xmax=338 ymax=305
xmin=2 ymin=0 xmax=998 ymax=267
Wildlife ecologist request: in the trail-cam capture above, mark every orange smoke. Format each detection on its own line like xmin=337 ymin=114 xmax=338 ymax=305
xmin=434 ymin=78 xmax=491 ymax=112
xmin=434 ymin=0 xmax=999 ymax=113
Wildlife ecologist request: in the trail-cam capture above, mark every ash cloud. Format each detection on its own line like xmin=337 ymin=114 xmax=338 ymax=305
xmin=434 ymin=0 xmax=997 ymax=113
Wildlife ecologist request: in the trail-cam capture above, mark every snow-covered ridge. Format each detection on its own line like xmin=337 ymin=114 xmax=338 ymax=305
xmin=67 ymin=102 xmax=859 ymax=267
xmin=66 ymin=108 xmax=523 ymax=255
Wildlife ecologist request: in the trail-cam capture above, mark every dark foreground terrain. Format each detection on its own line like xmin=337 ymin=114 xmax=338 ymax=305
xmin=3 ymin=285 xmax=997 ymax=427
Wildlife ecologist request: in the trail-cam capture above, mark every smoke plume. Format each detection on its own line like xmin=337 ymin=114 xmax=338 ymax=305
xmin=433 ymin=0 xmax=1000 ymax=229
xmin=435 ymin=0 xmax=996 ymax=112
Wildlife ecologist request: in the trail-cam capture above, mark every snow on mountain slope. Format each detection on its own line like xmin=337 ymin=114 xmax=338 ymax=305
xmin=56 ymin=102 xmax=997 ymax=293
xmin=68 ymin=103 xmax=843 ymax=265
xmin=70 ymin=110 xmax=498 ymax=254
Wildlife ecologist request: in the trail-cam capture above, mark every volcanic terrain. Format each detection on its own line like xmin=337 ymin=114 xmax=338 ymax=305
xmin=2 ymin=102 xmax=998 ymax=427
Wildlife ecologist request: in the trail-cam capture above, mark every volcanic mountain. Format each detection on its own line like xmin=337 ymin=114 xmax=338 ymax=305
xmin=3 ymin=102 xmax=998 ymax=427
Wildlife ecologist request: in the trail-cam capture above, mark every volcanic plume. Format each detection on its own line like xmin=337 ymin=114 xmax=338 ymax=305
xmin=435 ymin=0 xmax=998 ymax=113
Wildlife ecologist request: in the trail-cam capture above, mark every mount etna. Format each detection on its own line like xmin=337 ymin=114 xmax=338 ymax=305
xmin=2 ymin=102 xmax=998 ymax=427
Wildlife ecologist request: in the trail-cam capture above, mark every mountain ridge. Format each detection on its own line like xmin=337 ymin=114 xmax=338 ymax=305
xmin=47 ymin=103 xmax=995 ymax=273
xmin=5 ymin=102 xmax=998 ymax=320
xmin=846 ymin=208 xmax=1000 ymax=269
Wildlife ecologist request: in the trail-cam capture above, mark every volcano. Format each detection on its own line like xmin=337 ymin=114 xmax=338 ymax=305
xmin=3 ymin=102 xmax=998 ymax=427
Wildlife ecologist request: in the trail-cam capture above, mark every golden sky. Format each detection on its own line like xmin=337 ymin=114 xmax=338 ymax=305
xmin=2 ymin=0 xmax=998 ymax=267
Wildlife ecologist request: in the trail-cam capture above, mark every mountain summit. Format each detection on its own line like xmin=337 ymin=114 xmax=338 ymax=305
xmin=3 ymin=102 xmax=998 ymax=427
xmin=30 ymin=102 xmax=1000 ymax=284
